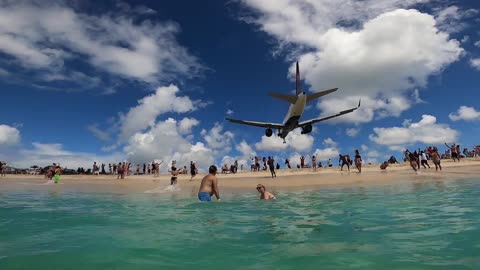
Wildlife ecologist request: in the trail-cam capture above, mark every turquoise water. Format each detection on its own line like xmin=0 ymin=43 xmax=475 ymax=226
xmin=1 ymin=179 xmax=480 ymax=269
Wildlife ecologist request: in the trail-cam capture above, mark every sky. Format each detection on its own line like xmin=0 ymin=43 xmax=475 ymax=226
xmin=1 ymin=0 xmax=480 ymax=171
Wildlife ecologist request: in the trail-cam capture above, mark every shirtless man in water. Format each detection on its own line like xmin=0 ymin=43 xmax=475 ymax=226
xmin=256 ymin=184 xmax=276 ymax=200
xmin=198 ymin=165 xmax=220 ymax=202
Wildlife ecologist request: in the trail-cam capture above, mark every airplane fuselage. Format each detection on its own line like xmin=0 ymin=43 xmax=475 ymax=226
xmin=279 ymin=92 xmax=307 ymax=139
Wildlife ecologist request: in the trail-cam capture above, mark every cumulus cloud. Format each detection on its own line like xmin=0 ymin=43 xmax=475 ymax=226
xmin=239 ymin=1 xmax=464 ymax=123
xmin=449 ymin=106 xmax=480 ymax=121
xmin=470 ymin=58 xmax=480 ymax=70
xmin=346 ymin=127 xmax=360 ymax=137
xmin=12 ymin=142 xmax=123 ymax=169
xmin=119 ymin=84 xmax=197 ymax=141
xmin=220 ymin=140 xmax=257 ymax=170
xmin=255 ymin=128 xmax=314 ymax=152
xmin=0 ymin=124 xmax=20 ymax=146
xmin=0 ymin=1 xmax=202 ymax=90
xmin=201 ymin=123 xmax=235 ymax=153
xmin=226 ymin=109 xmax=234 ymax=115
xmin=475 ymin=40 xmax=480 ymax=47
xmin=178 ymin=117 xmax=200 ymax=134
xmin=369 ymin=115 xmax=458 ymax=150
xmin=124 ymin=118 xmax=215 ymax=171
xmin=87 ymin=124 xmax=111 ymax=141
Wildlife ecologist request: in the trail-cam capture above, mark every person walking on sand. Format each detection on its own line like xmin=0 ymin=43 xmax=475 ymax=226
xmin=339 ymin=154 xmax=350 ymax=171
xmin=198 ymin=165 xmax=220 ymax=202
xmin=267 ymin=156 xmax=276 ymax=178
xmin=420 ymin=151 xmax=430 ymax=169
xmin=354 ymin=150 xmax=362 ymax=173
xmin=431 ymin=147 xmax=442 ymax=171
xmin=189 ymin=161 xmax=197 ymax=181
xmin=405 ymin=150 xmax=418 ymax=172
xmin=312 ymin=155 xmax=317 ymax=171
xmin=256 ymin=184 xmax=276 ymax=200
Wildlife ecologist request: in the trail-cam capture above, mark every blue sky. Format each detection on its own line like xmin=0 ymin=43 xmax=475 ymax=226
xmin=0 ymin=0 xmax=479 ymax=170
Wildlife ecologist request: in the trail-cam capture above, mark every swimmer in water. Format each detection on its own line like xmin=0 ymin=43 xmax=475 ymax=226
xmin=198 ymin=165 xmax=220 ymax=202
xmin=54 ymin=165 xmax=61 ymax=183
xmin=256 ymin=184 xmax=276 ymax=200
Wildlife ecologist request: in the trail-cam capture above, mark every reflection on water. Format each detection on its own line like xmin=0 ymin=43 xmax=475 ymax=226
xmin=0 ymin=178 xmax=480 ymax=269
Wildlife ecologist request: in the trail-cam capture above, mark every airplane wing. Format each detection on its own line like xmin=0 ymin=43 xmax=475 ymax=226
xmin=298 ymin=99 xmax=361 ymax=127
xmin=225 ymin=117 xmax=284 ymax=129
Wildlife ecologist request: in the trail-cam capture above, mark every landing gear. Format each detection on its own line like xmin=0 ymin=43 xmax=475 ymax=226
xmin=265 ymin=128 xmax=273 ymax=137
xmin=301 ymin=124 xmax=312 ymax=134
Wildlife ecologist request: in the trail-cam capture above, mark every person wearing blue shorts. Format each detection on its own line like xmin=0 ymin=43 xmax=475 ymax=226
xmin=198 ymin=165 xmax=220 ymax=202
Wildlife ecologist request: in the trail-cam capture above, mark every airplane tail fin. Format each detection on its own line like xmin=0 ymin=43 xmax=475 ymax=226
xmin=296 ymin=61 xmax=301 ymax=96
xmin=268 ymin=93 xmax=297 ymax=104
xmin=306 ymin=88 xmax=338 ymax=103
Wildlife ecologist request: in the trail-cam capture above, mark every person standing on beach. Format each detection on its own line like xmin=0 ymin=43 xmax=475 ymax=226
xmin=256 ymin=184 xmax=276 ymax=200
xmin=1 ymin=162 xmax=7 ymax=177
xmin=198 ymin=165 xmax=220 ymax=202
xmin=300 ymin=156 xmax=305 ymax=168
xmin=312 ymin=156 xmax=317 ymax=171
xmin=445 ymin=143 xmax=459 ymax=162
xmin=354 ymin=150 xmax=362 ymax=173
xmin=267 ymin=157 xmax=276 ymax=178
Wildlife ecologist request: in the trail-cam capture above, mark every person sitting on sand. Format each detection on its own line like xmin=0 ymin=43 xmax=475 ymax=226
xmin=256 ymin=184 xmax=276 ymax=200
xmin=198 ymin=165 xmax=220 ymax=202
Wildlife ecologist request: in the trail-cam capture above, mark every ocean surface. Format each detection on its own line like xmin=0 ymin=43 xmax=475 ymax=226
xmin=1 ymin=178 xmax=480 ymax=269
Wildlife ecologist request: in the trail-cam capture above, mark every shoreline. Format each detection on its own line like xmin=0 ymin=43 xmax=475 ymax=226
xmin=0 ymin=158 xmax=479 ymax=195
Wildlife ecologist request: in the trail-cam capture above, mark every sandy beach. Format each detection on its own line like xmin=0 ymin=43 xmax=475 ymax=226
xmin=1 ymin=158 xmax=479 ymax=194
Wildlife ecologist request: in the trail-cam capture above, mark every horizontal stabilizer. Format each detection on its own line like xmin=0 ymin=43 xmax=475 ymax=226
xmin=306 ymin=88 xmax=338 ymax=103
xmin=268 ymin=93 xmax=297 ymax=104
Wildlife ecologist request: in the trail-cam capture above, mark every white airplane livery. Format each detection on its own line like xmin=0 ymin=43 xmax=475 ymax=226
xmin=225 ymin=62 xmax=360 ymax=143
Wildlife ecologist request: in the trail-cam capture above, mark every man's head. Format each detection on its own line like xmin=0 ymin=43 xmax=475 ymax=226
xmin=256 ymin=184 xmax=265 ymax=193
xmin=209 ymin=165 xmax=217 ymax=175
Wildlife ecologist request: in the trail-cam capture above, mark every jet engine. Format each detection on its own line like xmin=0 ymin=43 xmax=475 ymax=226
xmin=265 ymin=128 xmax=273 ymax=137
xmin=301 ymin=124 xmax=312 ymax=134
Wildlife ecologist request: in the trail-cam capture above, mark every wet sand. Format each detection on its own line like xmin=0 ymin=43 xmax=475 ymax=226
xmin=1 ymin=158 xmax=479 ymax=195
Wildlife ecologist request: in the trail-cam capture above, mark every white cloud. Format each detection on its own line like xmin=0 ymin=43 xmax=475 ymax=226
xmin=239 ymin=2 xmax=464 ymax=123
xmin=87 ymin=124 xmax=111 ymax=141
xmin=449 ymin=106 xmax=480 ymax=121
xmin=201 ymin=123 xmax=235 ymax=152
xmin=226 ymin=109 xmax=234 ymax=115
xmin=346 ymin=127 xmax=360 ymax=137
xmin=474 ymin=40 xmax=480 ymax=47
xmin=178 ymin=117 xmax=200 ymax=134
xmin=461 ymin=35 xmax=470 ymax=43
xmin=0 ymin=124 xmax=20 ymax=146
xmin=124 ymin=118 xmax=215 ymax=171
xmin=470 ymin=58 xmax=480 ymax=70
xmin=255 ymin=128 xmax=314 ymax=152
xmin=119 ymin=84 xmax=197 ymax=141
xmin=13 ymin=142 xmax=123 ymax=169
xmin=369 ymin=115 xmax=458 ymax=149
xmin=0 ymin=1 xmax=202 ymax=88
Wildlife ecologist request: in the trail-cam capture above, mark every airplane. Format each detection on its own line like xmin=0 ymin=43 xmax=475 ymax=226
xmin=225 ymin=61 xmax=360 ymax=143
